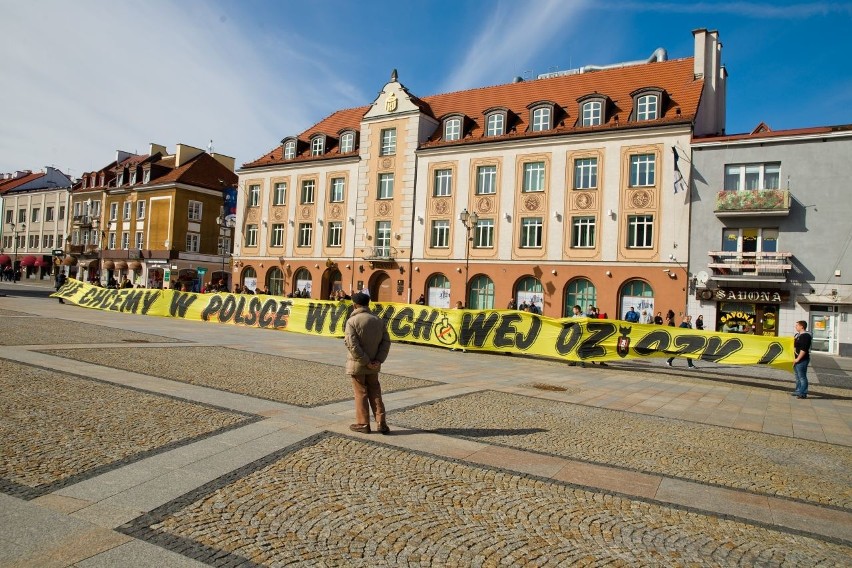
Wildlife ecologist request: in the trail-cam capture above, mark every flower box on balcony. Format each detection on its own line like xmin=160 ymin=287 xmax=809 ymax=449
xmin=715 ymin=189 xmax=791 ymax=216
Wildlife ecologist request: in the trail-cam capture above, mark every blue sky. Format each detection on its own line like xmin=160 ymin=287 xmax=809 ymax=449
xmin=1 ymin=0 xmax=850 ymax=178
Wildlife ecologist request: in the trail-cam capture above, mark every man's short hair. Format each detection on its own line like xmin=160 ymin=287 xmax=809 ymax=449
xmin=797 ymin=320 xmax=808 ymax=330
xmin=352 ymin=292 xmax=370 ymax=306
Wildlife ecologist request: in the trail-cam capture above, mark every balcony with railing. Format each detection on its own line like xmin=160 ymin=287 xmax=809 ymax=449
xmin=714 ymin=189 xmax=791 ymax=217
xmin=361 ymin=246 xmax=398 ymax=261
xmin=707 ymin=251 xmax=793 ymax=282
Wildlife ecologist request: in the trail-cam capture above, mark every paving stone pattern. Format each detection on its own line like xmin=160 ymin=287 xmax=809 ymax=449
xmin=0 ymin=359 xmax=256 ymax=499
xmin=392 ymin=391 xmax=852 ymax=509
xmin=42 ymin=346 xmax=438 ymax=406
xmin=0 ymin=317 xmax=183 ymax=345
xmin=0 ymin=308 xmax=31 ymax=316
xmin=121 ymin=433 xmax=851 ymax=567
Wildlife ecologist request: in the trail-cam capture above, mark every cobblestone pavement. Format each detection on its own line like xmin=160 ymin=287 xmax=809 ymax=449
xmin=392 ymin=391 xmax=852 ymax=509
xmin=121 ymin=433 xmax=851 ymax=567
xmin=0 ymin=358 xmax=257 ymax=500
xmin=0 ymin=317 xmax=183 ymax=345
xmin=41 ymin=346 xmax=438 ymax=406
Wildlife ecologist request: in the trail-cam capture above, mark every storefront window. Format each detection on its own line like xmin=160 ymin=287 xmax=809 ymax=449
xmin=717 ymin=302 xmax=755 ymax=334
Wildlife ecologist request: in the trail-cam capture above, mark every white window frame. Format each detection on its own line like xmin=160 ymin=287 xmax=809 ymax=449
xmin=476 ymin=165 xmax=497 ymax=195
xmin=637 ymin=95 xmax=658 ymax=121
xmin=444 ymin=118 xmax=461 ymax=141
xmin=108 ymin=232 xmax=116 ymax=249
xmin=136 ymin=200 xmax=145 ymax=219
xmin=724 ymin=163 xmax=781 ymax=191
xmin=486 ymin=113 xmax=504 ymax=137
xmin=327 ymin=221 xmax=343 ymax=247
xmin=378 ymin=173 xmax=394 ymax=199
xmin=520 ymin=217 xmax=543 ymax=248
xmin=340 ymin=132 xmax=355 ymax=154
xmin=217 ymin=236 xmax=232 ymax=256
xmin=380 ymin=128 xmax=396 ymax=156
xmin=284 ymin=141 xmax=296 ymax=160
xmin=523 ymin=162 xmax=545 ymax=192
xmin=135 ymin=231 xmax=143 ymax=249
xmin=629 ymin=154 xmax=656 ymax=187
xmin=185 ymin=232 xmax=199 ymax=253
xmin=273 ymin=182 xmax=287 ymax=205
xmin=31 ymin=208 xmax=40 ymax=222
xmin=45 ymin=206 xmax=54 ymax=222
xmin=574 ymin=157 xmax=598 ymax=190
xmin=311 ymin=136 xmax=324 ymax=156
xmin=581 ymin=101 xmax=602 ymax=126
xmin=188 ymin=200 xmax=203 ymax=221
xmin=245 ymin=224 xmax=258 ymax=247
xmin=143 ymin=169 xmax=151 ymax=183
xmin=430 ymin=219 xmax=449 ymax=248
xmin=300 ymin=180 xmax=315 ymax=204
xmin=531 ymin=107 xmax=551 ymax=132
xmin=270 ymin=223 xmax=285 ymax=247
xmin=571 ymin=216 xmax=596 ymax=248
xmin=433 ymin=169 xmax=452 ymax=197
xmin=110 ymin=203 xmax=118 ymax=221
xmin=375 ymin=221 xmax=391 ymax=257
xmin=627 ymin=215 xmax=654 ymax=248
xmin=248 ymin=184 xmax=261 ymax=207
xmin=473 ymin=218 xmax=494 ymax=248
xmin=121 ymin=232 xmax=130 ymax=250
xmin=123 ymin=201 xmax=131 ymax=221
xmin=298 ymin=223 xmax=313 ymax=247
xmin=330 ymin=178 xmax=345 ymax=202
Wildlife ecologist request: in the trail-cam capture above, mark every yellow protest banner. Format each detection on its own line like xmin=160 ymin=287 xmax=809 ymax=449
xmin=53 ymin=279 xmax=793 ymax=371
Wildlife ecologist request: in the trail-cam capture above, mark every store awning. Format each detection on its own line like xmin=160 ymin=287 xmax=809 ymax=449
xmin=0 ymin=254 xmax=10 ymax=266
xmin=34 ymin=258 xmax=50 ymax=268
xmin=128 ymin=261 xmax=142 ymax=271
xmin=62 ymin=256 xmax=78 ymax=266
xmin=102 ymin=260 xmax=115 ymax=270
xmin=114 ymin=260 xmax=128 ymax=270
xmin=19 ymin=256 xmax=37 ymax=267
xmin=78 ymin=259 xmax=94 ymax=269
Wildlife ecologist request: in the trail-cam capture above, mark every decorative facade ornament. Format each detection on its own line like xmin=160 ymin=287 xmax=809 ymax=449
xmin=575 ymin=193 xmax=593 ymax=210
xmin=433 ymin=199 xmax=449 ymax=215
xmin=329 ymin=204 xmax=342 ymax=219
xmin=248 ymin=209 xmax=258 ymax=222
xmin=273 ymin=208 xmax=284 ymax=220
xmin=301 ymin=205 xmax=312 ymax=219
xmin=385 ymin=91 xmax=398 ymax=113
xmin=381 ymin=157 xmax=393 ymax=169
xmin=631 ymin=189 xmax=652 ymax=208
xmin=376 ymin=201 xmax=392 ymax=217
xmin=524 ymin=195 xmax=542 ymax=211
xmin=476 ymin=196 xmax=493 ymax=213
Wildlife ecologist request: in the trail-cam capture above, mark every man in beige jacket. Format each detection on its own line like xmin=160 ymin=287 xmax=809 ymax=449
xmin=345 ymin=292 xmax=392 ymax=434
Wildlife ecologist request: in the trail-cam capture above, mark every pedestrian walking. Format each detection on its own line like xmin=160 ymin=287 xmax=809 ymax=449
xmin=345 ymin=292 xmax=392 ymax=434
xmin=55 ymin=271 xmax=67 ymax=304
xmin=792 ymin=320 xmax=812 ymax=399
xmin=695 ymin=315 xmax=705 ymax=330
xmin=667 ymin=315 xmax=696 ymax=368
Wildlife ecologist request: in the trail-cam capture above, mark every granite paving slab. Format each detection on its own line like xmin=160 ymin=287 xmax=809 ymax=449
xmin=41 ymin=346 xmax=439 ymax=407
xmin=0 ymin=359 xmax=259 ymax=500
xmin=0 ymin=317 xmax=183 ymax=345
xmin=118 ymin=432 xmax=851 ymax=567
xmin=391 ymin=390 xmax=852 ymax=510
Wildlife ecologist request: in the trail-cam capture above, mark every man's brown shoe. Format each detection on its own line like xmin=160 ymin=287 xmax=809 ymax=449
xmin=349 ymin=424 xmax=371 ymax=433
xmin=378 ymin=425 xmax=391 ymax=435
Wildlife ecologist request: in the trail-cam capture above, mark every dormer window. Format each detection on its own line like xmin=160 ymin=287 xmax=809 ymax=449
xmin=529 ymin=103 xmax=554 ymax=132
xmin=91 ymin=174 xmax=97 ymax=187
xmin=444 ymin=116 xmax=462 ymax=141
xmin=82 ymin=177 xmax=87 ymax=189
xmin=284 ymin=140 xmax=297 ymax=160
xmin=581 ymin=101 xmax=602 ymax=126
xmin=340 ymin=131 xmax=355 ymax=154
xmin=117 ymin=172 xmax=124 ymax=186
xmin=99 ymin=173 xmax=105 ymax=186
xmin=143 ymin=169 xmax=151 ymax=183
xmin=311 ymin=136 xmax=325 ymax=156
xmin=630 ymin=88 xmax=665 ymax=122
xmin=130 ymin=170 xmax=137 ymax=185
xmin=485 ymin=112 xmax=505 ymax=137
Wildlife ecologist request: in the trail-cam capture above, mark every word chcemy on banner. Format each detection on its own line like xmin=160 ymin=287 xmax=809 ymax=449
xmin=53 ymin=279 xmax=793 ymax=371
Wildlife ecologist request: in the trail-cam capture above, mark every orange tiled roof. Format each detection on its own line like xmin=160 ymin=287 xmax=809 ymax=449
xmin=0 ymin=171 xmax=46 ymax=194
xmin=243 ymin=57 xmax=702 ymax=169
xmin=145 ymin=151 xmax=237 ymax=191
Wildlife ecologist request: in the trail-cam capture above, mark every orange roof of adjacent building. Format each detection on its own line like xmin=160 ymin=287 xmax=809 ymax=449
xmin=244 ymin=56 xmax=703 ymax=168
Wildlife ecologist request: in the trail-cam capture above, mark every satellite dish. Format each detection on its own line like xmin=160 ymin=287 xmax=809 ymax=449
xmin=695 ymin=271 xmax=709 ymax=285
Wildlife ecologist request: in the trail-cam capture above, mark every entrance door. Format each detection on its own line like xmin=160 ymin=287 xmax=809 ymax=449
xmin=755 ymin=305 xmax=778 ymax=337
xmin=371 ymin=272 xmax=392 ymax=303
xmin=809 ymin=306 xmax=837 ymax=353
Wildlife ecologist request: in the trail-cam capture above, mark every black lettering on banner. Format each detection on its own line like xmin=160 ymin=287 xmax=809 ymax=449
xmin=555 ymin=321 xmax=582 ymax=356
xmin=234 ymin=296 xmax=248 ymax=324
xmin=327 ymin=303 xmax=351 ymax=333
xmin=578 ymin=322 xmax=617 ymax=359
xmin=633 ymin=330 xmax=671 ymax=356
xmin=109 ymin=290 xmax=127 ymax=311
xmin=201 ymin=296 xmax=223 ymax=321
xmin=220 ymin=295 xmax=237 ymax=322
xmin=120 ymin=290 xmax=144 ymax=313
xmin=376 ymin=305 xmax=396 ymax=327
xmin=701 ymin=336 xmax=744 ymax=362
xmin=411 ymin=309 xmax=439 ymax=340
xmin=141 ymin=291 xmax=160 ymax=315
xmin=98 ymin=289 xmax=115 ymax=309
xmin=79 ymin=287 xmax=98 ymax=306
xmin=494 ymin=313 xmax=523 ymax=349
xmin=391 ymin=307 xmax=415 ymax=337
xmin=244 ymin=297 xmax=262 ymax=326
xmin=757 ymin=342 xmax=784 ymax=365
xmin=460 ymin=312 xmax=500 ymax=348
xmin=58 ymin=281 xmax=83 ymax=299
xmin=258 ymin=299 xmax=278 ymax=328
xmin=304 ymin=302 xmax=330 ymax=332
xmin=273 ymin=301 xmax=290 ymax=329
xmin=515 ymin=314 xmax=541 ymax=350
xmin=667 ymin=334 xmax=707 ymax=356
xmin=169 ymin=292 xmax=198 ymax=318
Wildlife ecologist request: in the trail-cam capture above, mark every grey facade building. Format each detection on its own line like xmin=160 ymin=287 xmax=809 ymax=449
xmin=688 ymin=124 xmax=852 ymax=356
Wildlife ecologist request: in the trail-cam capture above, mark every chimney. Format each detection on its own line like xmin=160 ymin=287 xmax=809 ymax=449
xmin=149 ymin=143 xmax=167 ymax=156
xmin=692 ymin=28 xmax=726 ymax=136
xmin=209 ymin=153 xmax=236 ymax=172
xmin=175 ymin=143 xmax=204 ymax=167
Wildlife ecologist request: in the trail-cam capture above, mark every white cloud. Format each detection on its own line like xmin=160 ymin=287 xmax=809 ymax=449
xmin=0 ymin=0 xmax=365 ymax=176
xmin=442 ymin=0 xmax=592 ymax=92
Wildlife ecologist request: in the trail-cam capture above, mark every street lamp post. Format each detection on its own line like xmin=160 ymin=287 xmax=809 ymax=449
xmin=458 ymin=208 xmax=479 ymax=308
xmin=217 ymin=215 xmax=234 ymax=291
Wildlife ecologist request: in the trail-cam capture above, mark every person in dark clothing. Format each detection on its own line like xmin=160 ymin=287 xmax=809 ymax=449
xmin=55 ymin=272 xmax=67 ymax=303
xmin=667 ymin=315 xmax=696 ymax=368
xmin=792 ymin=320 xmax=812 ymax=398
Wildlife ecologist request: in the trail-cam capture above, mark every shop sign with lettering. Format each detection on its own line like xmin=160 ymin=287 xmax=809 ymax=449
xmin=710 ymin=288 xmax=787 ymax=304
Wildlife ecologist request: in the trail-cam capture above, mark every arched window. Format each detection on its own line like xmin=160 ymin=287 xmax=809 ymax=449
xmin=444 ymin=117 xmax=462 ymax=141
xmin=515 ymin=276 xmax=543 ymax=312
xmin=266 ymin=267 xmax=284 ymax=295
xmin=241 ymin=266 xmax=257 ymax=292
xmin=284 ymin=140 xmax=296 ymax=160
xmin=620 ymin=279 xmax=654 ymax=320
xmin=564 ymin=278 xmax=596 ymax=317
xmin=581 ymin=101 xmax=602 ymax=126
xmin=468 ymin=274 xmax=495 ymax=310
xmin=426 ymin=273 xmax=451 ymax=308
xmin=293 ymin=267 xmax=312 ymax=297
